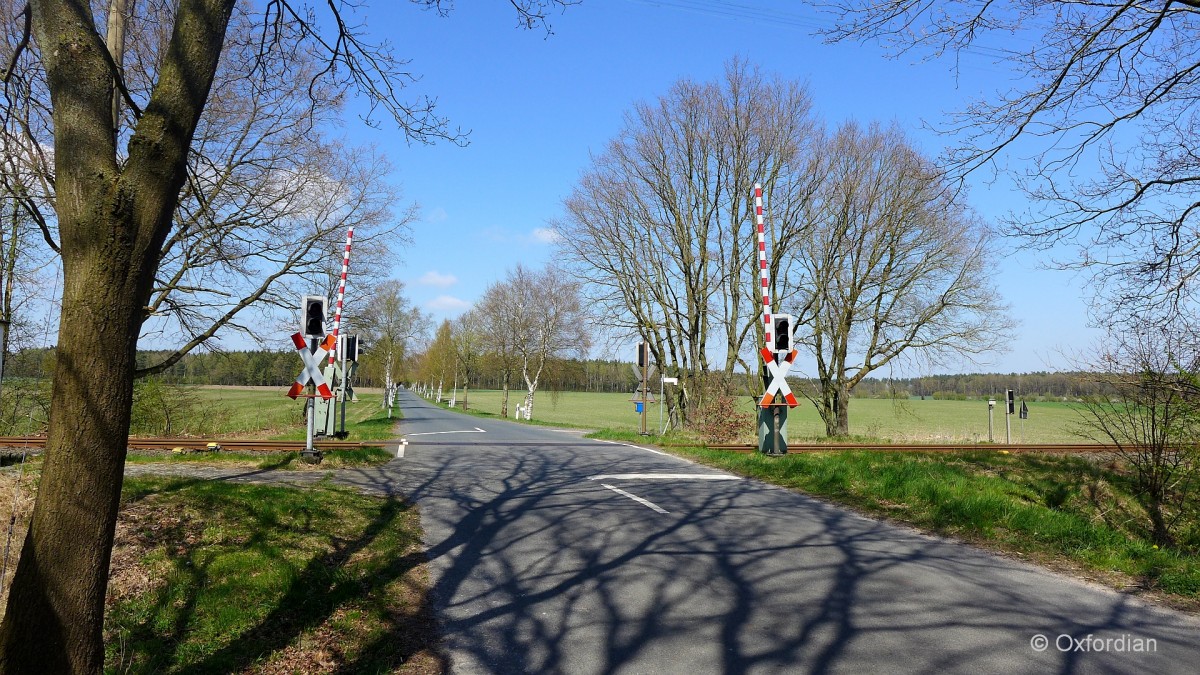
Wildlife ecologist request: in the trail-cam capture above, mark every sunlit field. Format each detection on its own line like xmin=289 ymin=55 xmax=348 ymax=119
xmin=437 ymin=388 xmax=1089 ymax=444
xmin=150 ymin=387 xmax=389 ymax=439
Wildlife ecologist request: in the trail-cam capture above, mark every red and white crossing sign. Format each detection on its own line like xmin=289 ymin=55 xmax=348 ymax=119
xmin=287 ymin=332 xmax=336 ymax=400
xmin=760 ymin=347 xmax=799 ymax=408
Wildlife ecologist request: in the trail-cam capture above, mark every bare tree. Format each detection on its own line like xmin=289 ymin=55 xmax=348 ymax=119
xmin=479 ymin=265 xmax=588 ymax=420
xmin=420 ymin=318 xmax=456 ymax=400
xmin=452 ymin=308 xmax=486 ymax=410
xmin=357 ymin=279 xmax=429 ymax=403
xmin=556 ymin=59 xmax=820 ymax=425
xmin=797 ymin=122 xmax=1012 ymax=436
xmin=1076 ymin=321 xmax=1200 ymax=547
xmin=822 ymin=0 xmax=1200 ymax=326
xmin=475 ymin=278 xmax=521 ymax=417
xmin=0 ymin=1 xmax=575 ymax=669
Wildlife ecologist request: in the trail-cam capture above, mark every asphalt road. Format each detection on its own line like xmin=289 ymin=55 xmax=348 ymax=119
xmin=378 ymin=388 xmax=1199 ymax=674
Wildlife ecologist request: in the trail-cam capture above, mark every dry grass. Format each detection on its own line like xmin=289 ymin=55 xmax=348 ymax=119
xmin=0 ymin=464 xmax=38 ymax=619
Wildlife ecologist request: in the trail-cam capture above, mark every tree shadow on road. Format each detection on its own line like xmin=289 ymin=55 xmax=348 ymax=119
xmin=376 ymin=442 xmax=1200 ymax=674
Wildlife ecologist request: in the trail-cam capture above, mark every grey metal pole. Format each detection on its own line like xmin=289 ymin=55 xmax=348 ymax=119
xmin=988 ymin=400 xmax=994 ymax=442
xmin=339 ymin=348 xmax=348 ymax=437
xmin=659 ymin=375 xmax=664 ymax=435
xmin=306 ymin=396 xmax=315 ymax=453
xmin=640 ymin=345 xmax=648 ymax=435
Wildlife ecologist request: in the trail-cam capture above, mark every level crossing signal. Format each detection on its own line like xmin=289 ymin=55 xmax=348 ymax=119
xmin=338 ymin=334 xmax=364 ymax=362
xmin=303 ymin=295 xmax=327 ymax=338
xmin=773 ymin=314 xmax=794 ymax=354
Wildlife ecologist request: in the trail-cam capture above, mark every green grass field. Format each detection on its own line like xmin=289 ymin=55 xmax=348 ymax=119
xmin=161 ymin=387 xmax=394 ymax=440
xmin=444 ymin=388 xmax=1089 ymax=443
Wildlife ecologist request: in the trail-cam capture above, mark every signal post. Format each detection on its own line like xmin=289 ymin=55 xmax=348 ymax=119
xmin=752 ymin=184 xmax=801 ymax=454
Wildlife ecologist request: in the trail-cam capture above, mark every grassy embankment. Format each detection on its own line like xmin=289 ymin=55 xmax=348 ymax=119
xmin=100 ymin=476 xmax=443 ymax=673
xmin=672 ymin=447 xmax=1200 ymax=604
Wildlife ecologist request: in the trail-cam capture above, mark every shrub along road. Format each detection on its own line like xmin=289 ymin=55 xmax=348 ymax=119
xmin=369 ymin=389 xmax=1200 ymax=674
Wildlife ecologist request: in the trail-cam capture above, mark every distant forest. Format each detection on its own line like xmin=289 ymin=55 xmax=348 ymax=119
xmin=2 ymin=347 xmax=1112 ymax=401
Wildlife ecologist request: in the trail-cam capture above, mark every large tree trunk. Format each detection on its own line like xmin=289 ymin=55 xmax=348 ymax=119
xmin=0 ymin=253 xmax=144 ymax=672
xmin=820 ymin=381 xmax=851 ymax=437
xmin=0 ymin=1 xmax=235 ymax=670
xmin=501 ymin=370 xmax=510 ymax=417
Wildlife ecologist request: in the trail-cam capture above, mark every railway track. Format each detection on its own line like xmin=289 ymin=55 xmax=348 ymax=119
xmin=697 ymin=442 xmax=1116 ymax=454
xmin=0 ymin=435 xmax=1113 ymax=454
xmin=0 ymin=436 xmax=383 ymax=452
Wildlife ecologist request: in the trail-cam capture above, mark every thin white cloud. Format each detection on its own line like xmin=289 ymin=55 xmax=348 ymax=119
xmin=427 ymin=295 xmax=470 ymax=312
xmin=427 ymin=207 xmax=448 ymax=223
xmin=530 ymin=227 xmax=561 ymax=244
xmin=419 ymin=270 xmax=458 ymax=287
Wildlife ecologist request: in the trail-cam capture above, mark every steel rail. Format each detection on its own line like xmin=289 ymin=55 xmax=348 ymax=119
xmin=0 ymin=435 xmax=1121 ymax=454
xmin=0 ymin=436 xmax=384 ymax=452
xmin=694 ymin=442 xmax=1117 ymax=454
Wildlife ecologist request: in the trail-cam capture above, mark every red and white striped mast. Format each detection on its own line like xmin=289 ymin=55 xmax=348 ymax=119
xmin=328 ymin=224 xmax=355 ymax=365
xmin=755 ymin=183 xmax=772 ymax=349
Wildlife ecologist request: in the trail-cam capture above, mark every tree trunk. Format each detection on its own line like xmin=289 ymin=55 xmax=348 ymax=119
xmin=501 ymin=371 xmax=510 ymax=417
xmin=382 ymin=349 xmax=395 ymax=408
xmin=0 ymin=1 xmax=235 ymax=669
xmin=820 ymin=381 xmax=851 ymax=437
xmin=0 ymin=240 xmax=146 ymax=672
xmin=523 ymin=372 xmax=538 ymax=420
xmin=835 ymin=386 xmax=850 ymax=436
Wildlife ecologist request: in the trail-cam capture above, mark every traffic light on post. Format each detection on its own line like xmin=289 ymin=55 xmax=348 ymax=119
xmin=637 ymin=341 xmax=648 ymax=368
xmin=773 ymin=314 xmax=794 ymax=354
xmin=1006 ymin=389 xmax=1015 ymax=415
xmin=302 ymin=295 xmax=327 ymax=338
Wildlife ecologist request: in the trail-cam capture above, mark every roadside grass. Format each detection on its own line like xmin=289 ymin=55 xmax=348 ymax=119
xmin=266 ymin=396 xmax=398 ymax=442
xmin=122 ymin=395 xmax=399 ymax=467
xmin=143 ymin=389 xmax=392 ymax=440
xmin=124 ymin=446 xmax=394 ymax=469
xmin=671 ymin=446 xmax=1200 ymax=602
xmin=430 ymin=390 xmax=1087 ymax=444
xmin=104 ymin=476 xmax=443 ymax=673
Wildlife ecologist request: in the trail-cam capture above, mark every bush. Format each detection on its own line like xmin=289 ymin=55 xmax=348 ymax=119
xmin=688 ymin=374 xmax=753 ymax=444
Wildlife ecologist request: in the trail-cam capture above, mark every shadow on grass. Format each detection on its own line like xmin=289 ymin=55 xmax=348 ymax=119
xmin=111 ymin=481 xmax=445 ymax=674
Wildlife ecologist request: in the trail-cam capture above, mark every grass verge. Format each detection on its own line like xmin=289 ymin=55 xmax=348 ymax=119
xmin=124 ymin=446 xmax=394 ymax=469
xmin=671 ymin=447 xmax=1200 ymax=605
xmin=105 ymin=476 xmax=443 ymax=673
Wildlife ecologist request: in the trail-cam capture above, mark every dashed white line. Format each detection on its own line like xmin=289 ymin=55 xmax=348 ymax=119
xmin=600 ymin=484 xmax=669 ymax=514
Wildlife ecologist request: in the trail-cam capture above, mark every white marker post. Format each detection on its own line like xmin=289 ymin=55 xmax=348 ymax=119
xmin=660 ymin=376 xmax=678 ymax=434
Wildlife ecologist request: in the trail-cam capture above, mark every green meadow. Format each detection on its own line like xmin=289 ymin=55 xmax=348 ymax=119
xmin=445 ymin=388 xmax=1089 ymax=444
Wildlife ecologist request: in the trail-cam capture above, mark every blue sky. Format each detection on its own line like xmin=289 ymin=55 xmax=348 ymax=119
xmin=338 ymin=0 xmax=1099 ymax=374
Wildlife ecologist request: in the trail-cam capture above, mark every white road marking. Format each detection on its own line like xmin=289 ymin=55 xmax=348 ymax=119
xmin=619 ymin=443 xmax=673 ymax=457
xmin=588 ymin=473 xmax=740 ymax=481
xmin=407 ymin=428 xmax=487 ymax=436
xmin=600 ymin=484 xmax=669 ymax=514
